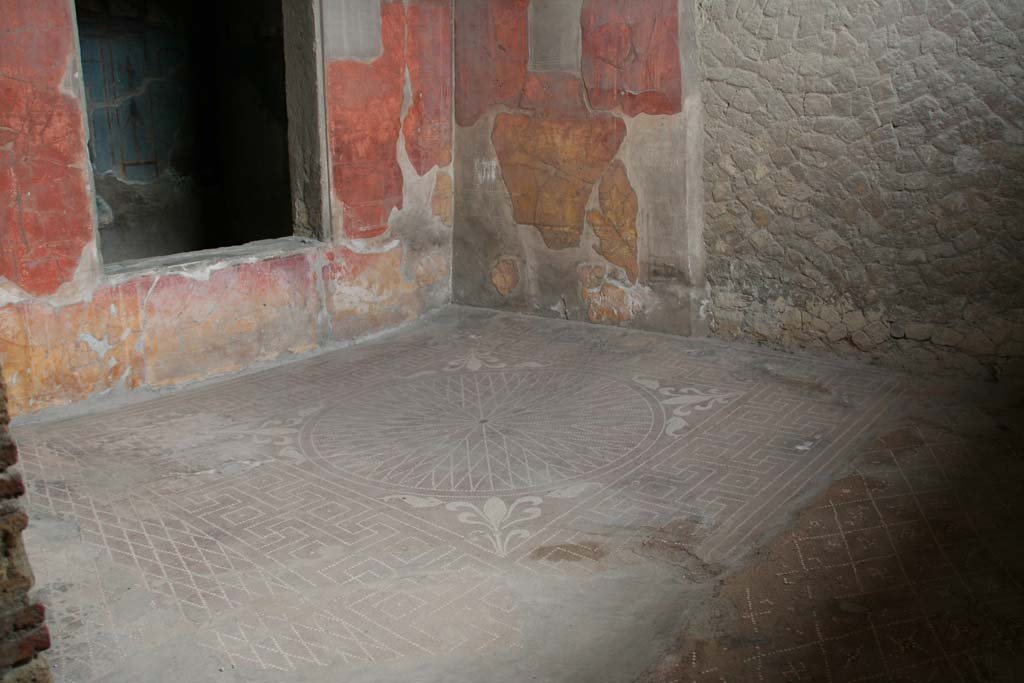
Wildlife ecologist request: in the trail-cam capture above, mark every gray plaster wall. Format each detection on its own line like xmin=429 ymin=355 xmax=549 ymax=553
xmin=700 ymin=0 xmax=1024 ymax=379
xmin=322 ymin=0 xmax=383 ymax=62
xmin=528 ymin=0 xmax=584 ymax=72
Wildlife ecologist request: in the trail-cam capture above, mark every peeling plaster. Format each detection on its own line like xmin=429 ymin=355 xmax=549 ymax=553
xmin=0 ymin=243 xmax=101 ymax=307
xmin=0 ymin=0 xmax=456 ymax=415
xmin=79 ymin=333 xmax=112 ymax=358
xmin=454 ymin=0 xmax=700 ymax=336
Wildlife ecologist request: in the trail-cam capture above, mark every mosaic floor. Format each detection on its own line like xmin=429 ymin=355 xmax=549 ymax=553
xmin=15 ymin=307 xmax=1018 ymax=682
xmin=641 ymin=391 xmax=1024 ymax=683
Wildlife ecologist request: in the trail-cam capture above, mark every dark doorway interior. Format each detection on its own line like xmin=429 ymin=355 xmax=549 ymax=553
xmin=76 ymin=0 xmax=292 ymax=264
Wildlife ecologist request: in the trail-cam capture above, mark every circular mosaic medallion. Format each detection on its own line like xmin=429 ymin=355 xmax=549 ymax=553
xmin=301 ymin=368 xmax=659 ymax=496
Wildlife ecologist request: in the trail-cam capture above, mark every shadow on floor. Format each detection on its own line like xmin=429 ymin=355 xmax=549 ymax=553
xmin=639 ymin=385 xmax=1024 ymax=682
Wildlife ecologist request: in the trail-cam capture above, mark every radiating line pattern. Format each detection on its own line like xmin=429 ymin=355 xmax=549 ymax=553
xmin=304 ymin=368 xmax=657 ymax=495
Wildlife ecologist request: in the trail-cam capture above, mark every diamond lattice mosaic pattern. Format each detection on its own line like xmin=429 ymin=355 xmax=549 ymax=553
xmin=18 ymin=308 xmax=902 ymax=681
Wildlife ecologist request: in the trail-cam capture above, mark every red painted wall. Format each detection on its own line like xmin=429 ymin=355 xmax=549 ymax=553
xmin=452 ymin=0 xmax=686 ymax=327
xmin=325 ymin=0 xmax=453 ymax=238
xmin=0 ymin=0 xmax=454 ymax=415
xmin=581 ymin=0 xmax=682 ymax=116
xmin=454 ymin=0 xmax=529 ymax=128
xmin=1 ymin=0 xmax=95 ymax=297
xmin=404 ymin=0 xmax=454 ymax=175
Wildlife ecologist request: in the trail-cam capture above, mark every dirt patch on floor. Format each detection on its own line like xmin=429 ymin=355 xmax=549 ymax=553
xmin=529 ymin=542 xmax=608 ymax=563
xmin=634 ymin=520 xmax=722 ymax=582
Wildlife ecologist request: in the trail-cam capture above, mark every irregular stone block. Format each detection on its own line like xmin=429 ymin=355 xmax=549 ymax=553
xmin=0 ymin=440 xmax=15 ymax=471
xmin=0 ymin=653 xmax=50 ymax=683
xmin=0 ymin=604 xmax=48 ymax=671
xmin=702 ymin=0 xmax=1024 ymax=379
xmin=0 ymin=372 xmax=49 ymax=681
xmin=0 ymin=511 xmax=31 ymax=596
xmin=0 ymin=471 xmax=24 ymax=500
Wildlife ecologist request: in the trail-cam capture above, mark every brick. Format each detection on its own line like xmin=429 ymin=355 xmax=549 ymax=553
xmin=0 ymin=443 xmax=14 ymax=471
xmin=0 ymin=473 xmax=23 ymax=501
xmin=0 ymin=655 xmax=51 ymax=683
xmin=0 ymin=623 xmax=49 ymax=671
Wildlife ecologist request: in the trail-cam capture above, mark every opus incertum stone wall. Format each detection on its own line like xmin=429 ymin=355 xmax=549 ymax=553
xmin=700 ymin=0 xmax=1024 ymax=379
xmin=0 ymin=370 xmax=50 ymax=682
